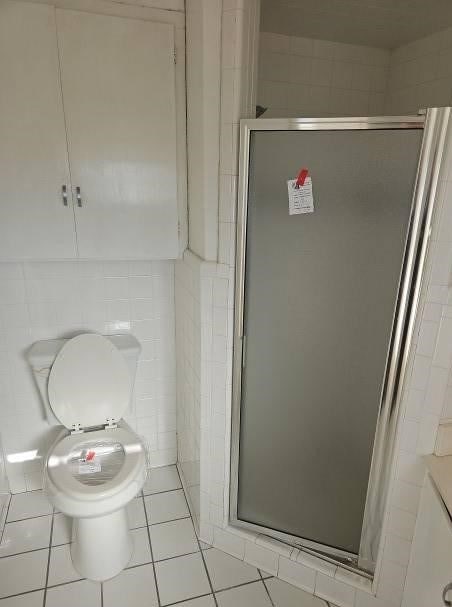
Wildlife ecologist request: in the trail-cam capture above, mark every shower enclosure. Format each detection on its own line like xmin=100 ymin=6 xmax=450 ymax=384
xmin=230 ymin=109 xmax=449 ymax=574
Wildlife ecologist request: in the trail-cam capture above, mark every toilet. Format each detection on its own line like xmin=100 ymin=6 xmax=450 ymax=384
xmin=27 ymin=333 xmax=147 ymax=582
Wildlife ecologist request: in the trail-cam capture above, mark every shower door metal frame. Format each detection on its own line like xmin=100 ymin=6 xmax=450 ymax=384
xmin=229 ymin=109 xmax=450 ymax=576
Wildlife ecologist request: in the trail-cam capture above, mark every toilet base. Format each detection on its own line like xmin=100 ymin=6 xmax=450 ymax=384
xmin=71 ymin=507 xmax=133 ymax=581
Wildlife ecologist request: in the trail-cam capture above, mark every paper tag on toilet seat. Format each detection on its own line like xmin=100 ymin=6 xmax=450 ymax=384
xmin=78 ymin=458 xmax=101 ymax=474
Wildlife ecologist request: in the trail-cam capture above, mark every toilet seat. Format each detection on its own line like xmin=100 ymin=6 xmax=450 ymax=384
xmin=47 ymin=427 xmax=144 ymax=500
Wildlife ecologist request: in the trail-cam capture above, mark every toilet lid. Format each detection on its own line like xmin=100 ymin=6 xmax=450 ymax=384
xmin=48 ymin=334 xmax=132 ymax=430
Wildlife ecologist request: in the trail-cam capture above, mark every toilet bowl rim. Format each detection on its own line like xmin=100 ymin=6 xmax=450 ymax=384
xmin=45 ymin=426 xmax=146 ymax=502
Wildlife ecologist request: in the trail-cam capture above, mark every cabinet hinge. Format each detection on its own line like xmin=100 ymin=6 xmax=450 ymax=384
xmin=173 ymin=47 xmax=177 ymax=64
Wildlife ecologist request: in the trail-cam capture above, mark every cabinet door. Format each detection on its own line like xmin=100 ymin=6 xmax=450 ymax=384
xmin=0 ymin=2 xmax=77 ymax=260
xmin=402 ymin=476 xmax=452 ymax=607
xmin=56 ymin=9 xmax=179 ymax=259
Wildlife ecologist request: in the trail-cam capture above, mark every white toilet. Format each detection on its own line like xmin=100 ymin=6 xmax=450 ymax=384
xmin=27 ymin=333 xmax=147 ymax=582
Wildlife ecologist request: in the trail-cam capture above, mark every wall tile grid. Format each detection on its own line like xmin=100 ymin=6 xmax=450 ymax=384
xmin=175 ymin=252 xmax=202 ymax=529
xmin=193 ymin=5 xmax=452 ymax=607
xmin=0 ymin=260 xmax=177 ymax=493
xmin=257 ymin=32 xmax=390 ymax=118
xmin=385 ymin=27 xmax=452 ymax=115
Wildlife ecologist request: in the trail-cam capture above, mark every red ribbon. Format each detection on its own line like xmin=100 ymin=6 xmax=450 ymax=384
xmin=296 ymin=168 xmax=309 ymax=188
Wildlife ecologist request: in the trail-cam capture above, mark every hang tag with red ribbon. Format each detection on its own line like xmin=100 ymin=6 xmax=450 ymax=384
xmin=287 ymin=168 xmax=314 ymax=215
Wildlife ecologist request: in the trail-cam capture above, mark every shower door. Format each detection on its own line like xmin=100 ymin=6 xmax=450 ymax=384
xmin=230 ymin=110 xmax=449 ymax=574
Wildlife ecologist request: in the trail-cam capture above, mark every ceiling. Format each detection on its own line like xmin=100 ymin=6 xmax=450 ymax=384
xmin=261 ymin=0 xmax=452 ymax=49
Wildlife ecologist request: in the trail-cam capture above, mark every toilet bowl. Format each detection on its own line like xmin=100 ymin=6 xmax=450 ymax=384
xmin=28 ymin=333 xmax=147 ymax=582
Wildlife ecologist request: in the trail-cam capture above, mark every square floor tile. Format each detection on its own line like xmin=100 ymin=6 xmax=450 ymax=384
xmin=127 ymin=497 xmax=146 ymax=529
xmin=0 ymin=549 xmax=48 ymax=598
xmin=178 ymin=597 xmax=215 ymax=607
xmin=127 ymin=527 xmax=152 ymax=568
xmin=143 ymin=466 xmax=181 ymax=495
xmin=0 ymin=515 xmax=51 ymax=557
xmin=48 ymin=544 xmax=82 ymax=586
xmin=155 ymin=553 xmax=210 ymax=605
xmin=0 ymin=591 xmax=44 ymax=606
xmin=265 ymin=577 xmax=326 ymax=606
xmin=52 ymin=513 xmax=72 ymax=546
xmin=216 ymin=581 xmax=272 ymax=607
xmin=204 ymin=548 xmax=260 ymax=591
xmin=45 ymin=579 xmax=101 ymax=607
xmin=150 ymin=517 xmax=199 ymax=561
xmin=7 ymin=492 xmax=52 ymax=522
xmin=103 ymin=563 xmax=158 ymax=607
xmin=145 ymin=489 xmax=189 ymax=524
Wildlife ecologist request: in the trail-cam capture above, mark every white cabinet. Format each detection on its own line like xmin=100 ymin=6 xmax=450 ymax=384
xmin=402 ymin=475 xmax=452 ymax=607
xmin=0 ymin=2 xmax=180 ymax=260
xmin=0 ymin=2 xmax=77 ymax=259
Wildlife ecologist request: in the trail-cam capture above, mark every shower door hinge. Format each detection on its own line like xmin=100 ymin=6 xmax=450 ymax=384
xmin=173 ymin=46 xmax=177 ymax=64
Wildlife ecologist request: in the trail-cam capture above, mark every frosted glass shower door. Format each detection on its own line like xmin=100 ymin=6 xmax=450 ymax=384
xmin=230 ymin=113 xmax=448 ymax=572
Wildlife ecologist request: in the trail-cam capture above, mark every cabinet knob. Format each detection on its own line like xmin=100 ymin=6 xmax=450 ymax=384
xmin=61 ymin=184 xmax=68 ymax=206
xmin=443 ymin=582 xmax=452 ymax=606
xmin=75 ymin=186 xmax=82 ymax=207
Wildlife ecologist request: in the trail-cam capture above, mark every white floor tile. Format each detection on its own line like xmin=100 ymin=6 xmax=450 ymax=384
xmin=0 ymin=591 xmax=44 ymax=606
xmin=103 ymin=563 xmax=158 ymax=607
xmin=7 ymin=492 xmax=52 ymax=522
xmin=0 ymin=550 xmax=48 ymax=598
xmin=48 ymin=544 xmax=82 ymax=586
xmin=45 ymin=579 xmax=101 ymax=607
xmin=155 ymin=553 xmax=211 ymax=605
xmin=177 ymin=597 xmax=216 ymax=607
xmin=150 ymin=518 xmax=199 ymax=561
xmin=216 ymin=581 xmax=273 ymax=607
xmin=0 ymin=516 xmax=51 ymax=557
xmin=127 ymin=497 xmax=146 ymax=529
xmin=52 ymin=514 xmax=72 ymax=546
xmin=204 ymin=548 xmax=260 ymax=591
xmin=127 ymin=527 xmax=152 ymax=568
xmin=145 ymin=489 xmax=189 ymax=524
xmin=143 ymin=466 xmax=181 ymax=495
xmin=265 ymin=577 xmax=327 ymax=606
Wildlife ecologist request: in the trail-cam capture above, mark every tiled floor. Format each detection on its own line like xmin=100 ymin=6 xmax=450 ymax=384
xmin=0 ymin=466 xmax=328 ymax=607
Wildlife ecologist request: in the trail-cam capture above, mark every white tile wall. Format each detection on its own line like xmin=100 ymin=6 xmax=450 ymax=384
xmin=175 ymin=251 xmax=202 ymax=529
xmin=385 ymin=27 xmax=452 ymax=114
xmin=257 ymin=32 xmax=390 ymax=118
xmin=0 ymin=260 xmax=177 ymax=492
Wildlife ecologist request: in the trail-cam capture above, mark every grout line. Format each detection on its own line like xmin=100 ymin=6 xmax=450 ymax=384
xmin=261 ymin=575 xmax=276 ymax=607
xmin=0 ymin=587 xmax=46 ymax=602
xmin=215 ymin=578 xmax=272 ymax=594
xmin=42 ymin=510 xmax=55 ymax=607
xmin=142 ymin=492 xmax=162 ymax=607
xmin=164 ymin=592 xmax=214 ymax=607
xmin=153 ymin=549 xmax=200 ymax=564
xmin=143 ymin=486 xmax=183 ymax=498
xmin=175 ymin=466 xmax=219 ymax=607
xmin=6 ymin=512 xmax=54 ymax=525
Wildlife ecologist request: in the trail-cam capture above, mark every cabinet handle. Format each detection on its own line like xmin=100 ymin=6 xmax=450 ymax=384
xmin=75 ymin=186 xmax=82 ymax=207
xmin=61 ymin=184 xmax=68 ymax=206
xmin=443 ymin=582 xmax=452 ymax=606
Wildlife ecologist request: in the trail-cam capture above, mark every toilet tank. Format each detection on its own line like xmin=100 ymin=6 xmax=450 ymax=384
xmin=27 ymin=334 xmax=141 ymax=426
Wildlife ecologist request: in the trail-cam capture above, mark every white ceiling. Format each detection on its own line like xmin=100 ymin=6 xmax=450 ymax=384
xmin=261 ymin=0 xmax=452 ymax=49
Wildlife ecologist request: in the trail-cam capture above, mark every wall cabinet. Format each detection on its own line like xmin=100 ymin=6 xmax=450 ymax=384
xmin=0 ymin=2 xmax=180 ymax=260
xmin=402 ymin=475 xmax=452 ymax=607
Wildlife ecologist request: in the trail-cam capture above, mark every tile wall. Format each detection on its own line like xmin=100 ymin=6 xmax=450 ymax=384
xmin=0 ymin=260 xmax=177 ymax=493
xmin=385 ymin=27 xmax=452 ymax=114
xmin=257 ymin=32 xmax=389 ymax=118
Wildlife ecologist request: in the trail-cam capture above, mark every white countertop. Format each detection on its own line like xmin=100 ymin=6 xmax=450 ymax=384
xmin=425 ymin=454 xmax=452 ymax=516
